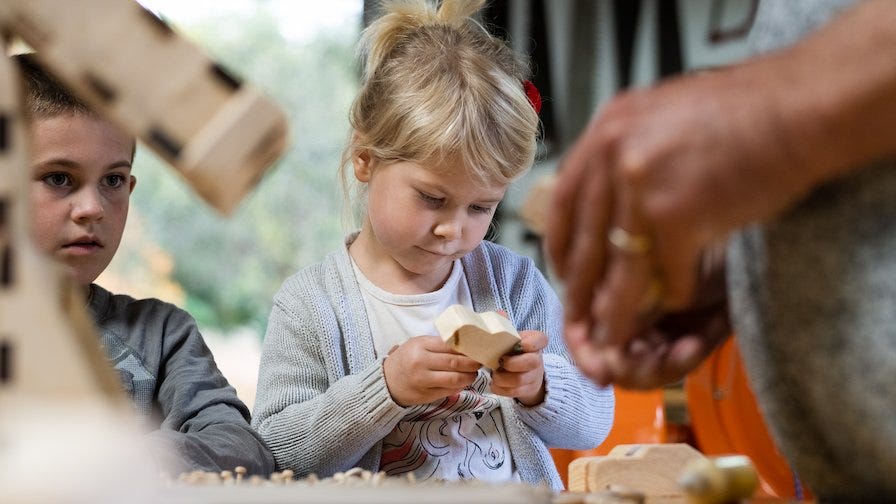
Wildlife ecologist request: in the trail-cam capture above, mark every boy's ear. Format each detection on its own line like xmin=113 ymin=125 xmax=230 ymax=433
xmin=352 ymin=147 xmax=373 ymax=183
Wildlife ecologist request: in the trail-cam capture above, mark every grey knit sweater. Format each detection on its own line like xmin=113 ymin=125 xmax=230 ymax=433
xmin=252 ymin=238 xmax=614 ymax=490
xmin=728 ymin=0 xmax=896 ymax=499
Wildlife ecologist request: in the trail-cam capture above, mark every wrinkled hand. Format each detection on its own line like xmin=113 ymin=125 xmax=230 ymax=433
xmin=548 ymin=65 xmax=810 ymax=330
xmin=544 ymin=61 xmax=817 ymax=388
xmin=568 ymin=280 xmax=732 ymax=389
xmin=383 ymin=335 xmax=481 ymax=406
xmin=491 ymin=330 xmax=548 ymax=405
xmin=567 ymin=243 xmax=732 ymax=388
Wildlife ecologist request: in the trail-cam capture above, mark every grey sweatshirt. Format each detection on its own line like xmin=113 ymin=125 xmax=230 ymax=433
xmin=88 ymin=283 xmax=275 ymax=476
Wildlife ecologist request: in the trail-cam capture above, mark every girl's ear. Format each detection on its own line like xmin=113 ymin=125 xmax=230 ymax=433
xmin=352 ymin=146 xmax=373 ymax=183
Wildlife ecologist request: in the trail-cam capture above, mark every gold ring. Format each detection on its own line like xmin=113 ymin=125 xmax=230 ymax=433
xmin=607 ymin=227 xmax=651 ymax=254
xmin=638 ymin=277 xmax=664 ymax=315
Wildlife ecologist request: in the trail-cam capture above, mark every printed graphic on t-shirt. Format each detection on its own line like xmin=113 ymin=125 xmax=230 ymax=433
xmin=101 ymin=333 xmax=156 ymax=420
xmin=379 ymin=369 xmax=513 ymax=482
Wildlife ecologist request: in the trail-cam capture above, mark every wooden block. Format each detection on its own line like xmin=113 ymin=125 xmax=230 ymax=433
xmin=2 ymin=0 xmax=289 ymax=214
xmin=568 ymin=456 xmax=603 ymax=492
xmin=0 ymin=52 xmax=125 ymax=400
xmin=434 ymin=304 xmax=521 ymax=369
xmin=570 ymin=444 xmax=706 ymax=498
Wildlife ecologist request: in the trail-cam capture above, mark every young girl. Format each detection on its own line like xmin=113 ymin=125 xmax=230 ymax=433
xmin=252 ymin=0 xmax=613 ymax=490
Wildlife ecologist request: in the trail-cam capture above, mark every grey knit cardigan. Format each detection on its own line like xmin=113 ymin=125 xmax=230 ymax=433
xmin=252 ymin=237 xmax=614 ymax=490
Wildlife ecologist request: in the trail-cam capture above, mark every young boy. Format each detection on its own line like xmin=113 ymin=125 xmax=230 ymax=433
xmin=18 ymin=53 xmax=275 ymax=477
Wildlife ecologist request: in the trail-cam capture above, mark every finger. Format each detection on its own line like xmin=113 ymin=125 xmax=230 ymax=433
xmin=545 ymin=141 xmax=590 ymax=277
xmin=518 ymin=330 xmax=548 ymax=353
xmin=421 ymin=336 xmax=478 ymax=359
xmin=600 ymin=340 xmax=667 ymax=389
xmin=498 ymin=352 xmax=541 ymax=373
xmin=491 ymin=368 xmax=540 ymax=391
xmin=565 ymin=322 xmax=616 ymax=386
xmin=593 ymin=252 xmax=655 ymax=346
xmin=593 ymin=161 xmax=657 ymax=347
xmin=607 ymin=302 xmax=733 ymax=389
xmin=628 ymin=336 xmax=703 ymax=389
xmin=490 ymin=382 xmax=537 ymax=398
xmin=563 ymin=155 xmax=613 ymax=322
xmin=425 ymin=370 xmax=478 ymax=389
xmin=660 ymin=239 xmax=721 ymax=311
xmin=661 ymin=335 xmax=710 ymax=380
xmin=660 ymin=323 xmax=731 ymax=378
xmin=608 ymin=333 xmax=705 ymax=389
xmin=433 ymin=353 xmax=482 ymax=373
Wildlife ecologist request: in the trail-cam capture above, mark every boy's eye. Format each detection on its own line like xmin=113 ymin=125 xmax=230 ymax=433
xmin=470 ymin=205 xmax=493 ymax=214
xmin=104 ymin=174 xmax=127 ymax=188
xmin=42 ymin=173 xmax=71 ymax=187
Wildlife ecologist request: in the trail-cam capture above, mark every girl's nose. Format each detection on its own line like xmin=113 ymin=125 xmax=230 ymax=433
xmin=433 ymin=213 xmax=463 ymax=241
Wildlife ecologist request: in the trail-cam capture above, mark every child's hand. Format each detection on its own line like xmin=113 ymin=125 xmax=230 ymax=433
xmin=491 ymin=330 xmax=548 ymax=406
xmin=382 ymin=335 xmax=481 ymax=407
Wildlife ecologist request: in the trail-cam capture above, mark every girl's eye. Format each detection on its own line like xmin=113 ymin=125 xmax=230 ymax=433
xmin=470 ymin=205 xmax=493 ymax=214
xmin=42 ymin=173 xmax=71 ymax=187
xmin=418 ymin=191 xmax=443 ymax=206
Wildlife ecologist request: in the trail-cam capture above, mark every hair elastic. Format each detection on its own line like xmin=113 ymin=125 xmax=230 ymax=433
xmin=523 ymin=79 xmax=542 ymax=115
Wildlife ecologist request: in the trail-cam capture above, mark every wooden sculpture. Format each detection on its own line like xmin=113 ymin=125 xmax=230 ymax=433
xmin=0 ymin=1 xmax=289 ymax=500
xmin=435 ymin=304 xmax=522 ymax=369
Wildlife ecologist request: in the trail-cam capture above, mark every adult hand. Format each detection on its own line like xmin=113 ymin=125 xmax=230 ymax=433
xmin=546 ymin=0 xmax=896 ymax=369
xmin=544 ymin=56 xmax=818 ymax=390
xmin=568 ymin=259 xmax=732 ymax=388
xmin=544 ymin=55 xmax=821 ymax=385
xmin=491 ymin=330 xmax=548 ymax=405
xmin=382 ymin=335 xmax=480 ymax=406
xmin=550 ymin=63 xmax=809 ymax=329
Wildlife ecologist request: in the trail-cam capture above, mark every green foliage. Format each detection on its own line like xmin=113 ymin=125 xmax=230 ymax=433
xmin=116 ymin=8 xmax=360 ymax=333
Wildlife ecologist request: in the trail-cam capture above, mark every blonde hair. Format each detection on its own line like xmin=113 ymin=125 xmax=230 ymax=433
xmin=341 ymin=0 xmax=539 ymax=220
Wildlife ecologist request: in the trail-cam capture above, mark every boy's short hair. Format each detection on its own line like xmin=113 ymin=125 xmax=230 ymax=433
xmin=14 ymin=53 xmax=94 ymax=119
xmin=14 ymin=52 xmax=136 ymax=160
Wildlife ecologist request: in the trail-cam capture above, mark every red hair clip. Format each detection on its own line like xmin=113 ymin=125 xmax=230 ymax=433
xmin=523 ymin=79 xmax=542 ymax=115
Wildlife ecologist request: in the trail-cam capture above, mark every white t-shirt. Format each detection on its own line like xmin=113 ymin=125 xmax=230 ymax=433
xmin=351 ymin=259 xmax=519 ymax=483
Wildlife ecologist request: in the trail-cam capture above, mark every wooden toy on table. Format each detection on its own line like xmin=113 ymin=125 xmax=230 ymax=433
xmin=568 ymin=444 xmax=705 ymax=499
xmin=678 ymin=455 xmax=759 ymax=504
xmin=435 ymin=304 xmax=522 ymax=369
